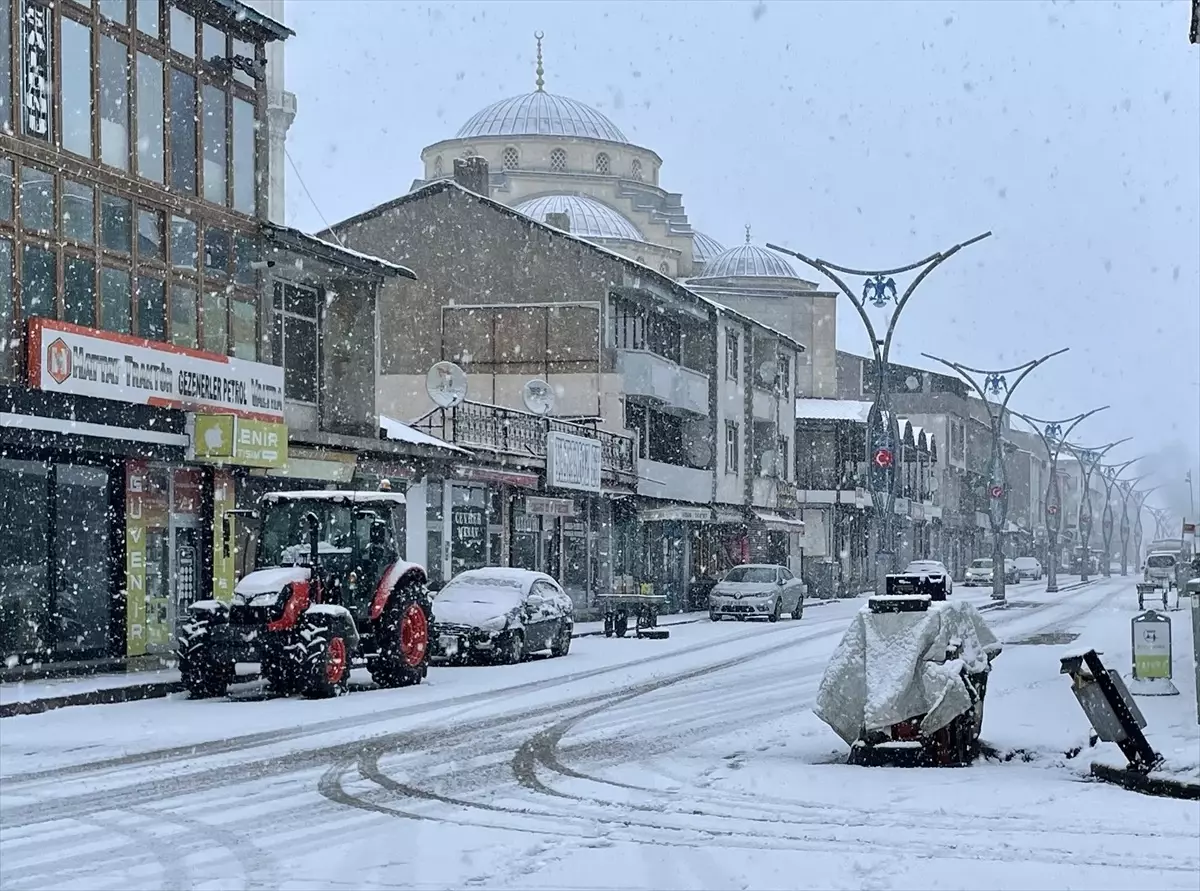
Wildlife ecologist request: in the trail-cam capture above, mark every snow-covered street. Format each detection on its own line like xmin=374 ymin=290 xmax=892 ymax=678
xmin=2 ymin=577 xmax=1196 ymax=891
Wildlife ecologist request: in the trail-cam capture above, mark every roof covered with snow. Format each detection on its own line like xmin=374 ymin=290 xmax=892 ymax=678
xmin=263 ymin=223 xmax=417 ymax=280
xmin=795 ymin=399 xmax=874 ymax=423
xmin=380 ymin=415 xmax=471 ymax=454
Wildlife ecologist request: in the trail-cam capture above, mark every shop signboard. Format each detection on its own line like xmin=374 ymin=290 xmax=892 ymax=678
xmin=21 ymin=0 xmax=51 ymax=140
xmin=125 ymin=462 xmax=148 ymax=657
xmin=451 ymin=505 xmax=487 ymax=574
xmin=192 ymin=413 xmax=288 ymax=469
xmin=1131 ymin=611 xmax=1172 ymax=681
xmin=546 ymin=431 xmax=602 ymax=493
xmin=27 ymin=318 xmax=285 ymax=421
xmin=526 ymin=496 xmax=576 ymax=517
xmin=212 ymin=470 xmax=237 ymax=603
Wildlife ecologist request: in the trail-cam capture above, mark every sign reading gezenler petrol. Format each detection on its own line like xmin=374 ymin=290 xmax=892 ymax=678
xmin=27 ymin=318 xmax=284 ymax=421
xmin=546 ymin=431 xmax=602 ymax=493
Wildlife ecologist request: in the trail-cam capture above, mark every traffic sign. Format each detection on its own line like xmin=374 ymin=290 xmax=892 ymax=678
xmin=989 ymin=484 xmax=1004 ymax=499
xmin=873 ymin=448 xmax=893 ymax=469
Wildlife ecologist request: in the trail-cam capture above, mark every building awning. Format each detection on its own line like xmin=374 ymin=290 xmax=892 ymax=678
xmin=712 ymin=508 xmax=745 ymax=525
xmin=639 ymin=506 xmax=715 ymax=523
xmin=380 ymin=414 xmax=469 ymax=455
xmin=754 ymin=510 xmax=805 ymax=532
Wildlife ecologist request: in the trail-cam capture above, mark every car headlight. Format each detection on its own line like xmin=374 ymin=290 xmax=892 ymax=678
xmin=478 ymin=614 xmax=508 ymax=633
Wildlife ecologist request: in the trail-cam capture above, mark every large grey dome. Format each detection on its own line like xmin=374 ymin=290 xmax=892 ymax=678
xmin=456 ymin=91 xmax=629 ymax=144
xmin=691 ymin=231 xmax=725 ymax=263
xmin=516 ymin=194 xmax=644 ymax=242
xmin=695 ymin=243 xmax=799 ymax=280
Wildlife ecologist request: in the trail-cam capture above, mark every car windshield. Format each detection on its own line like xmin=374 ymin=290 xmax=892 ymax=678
xmin=1147 ymin=555 xmax=1176 ymax=568
xmin=258 ymin=500 xmax=365 ymax=568
xmin=970 ymin=559 xmax=993 ymax=569
xmin=1015 ymin=558 xmax=1038 ymax=567
xmin=437 ymin=575 xmax=527 ymax=608
xmin=723 ymin=567 xmax=776 ymax=584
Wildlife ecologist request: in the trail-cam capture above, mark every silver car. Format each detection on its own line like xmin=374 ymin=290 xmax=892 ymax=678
xmin=709 ymin=564 xmax=805 ymax=622
xmin=902 ymin=560 xmax=953 ymax=597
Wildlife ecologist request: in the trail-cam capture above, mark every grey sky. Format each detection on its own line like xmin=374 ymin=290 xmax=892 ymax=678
xmin=282 ymin=1 xmax=1200 ymax=512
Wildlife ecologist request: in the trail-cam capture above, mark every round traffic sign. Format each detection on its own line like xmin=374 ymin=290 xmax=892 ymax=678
xmin=989 ymin=484 xmax=1004 ymax=499
xmin=1047 ymin=504 xmax=1059 ymax=515
xmin=873 ymin=448 xmax=893 ymax=469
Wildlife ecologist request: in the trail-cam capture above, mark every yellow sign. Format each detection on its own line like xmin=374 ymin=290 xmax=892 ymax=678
xmin=125 ymin=462 xmax=148 ymax=657
xmin=212 ymin=470 xmax=237 ymax=603
xmin=193 ymin=414 xmax=288 ymax=469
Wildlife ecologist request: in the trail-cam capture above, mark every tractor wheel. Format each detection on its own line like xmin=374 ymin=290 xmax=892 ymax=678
xmin=300 ymin=619 xmax=351 ymax=699
xmin=177 ymin=613 xmax=233 ymax=699
xmin=550 ymin=622 xmax=572 ymax=657
xmin=372 ymin=584 xmax=431 ymax=689
xmin=614 ymin=612 xmax=629 ymax=638
xmin=262 ymin=647 xmax=302 ymax=696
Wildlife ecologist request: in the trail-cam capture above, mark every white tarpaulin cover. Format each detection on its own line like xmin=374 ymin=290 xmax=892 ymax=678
xmin=814 ymin=598 xmax=1003 ymax=746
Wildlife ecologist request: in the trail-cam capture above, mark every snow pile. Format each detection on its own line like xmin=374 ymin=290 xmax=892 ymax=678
xmin=814 ymin=599 xmax=1002 ymax=746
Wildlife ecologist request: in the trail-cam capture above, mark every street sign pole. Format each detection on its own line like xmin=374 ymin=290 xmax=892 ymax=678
xmin=1191 ymin=593 xmax=1200 ymax=725
xmin=1130 ymin=610 xmax=1179 ymax=696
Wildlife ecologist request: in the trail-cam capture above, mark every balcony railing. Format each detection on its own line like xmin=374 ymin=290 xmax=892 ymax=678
xmin=447 ymin=401 xmax=636 ymax=476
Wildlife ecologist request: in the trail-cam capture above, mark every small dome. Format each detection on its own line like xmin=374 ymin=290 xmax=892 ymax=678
xmin=691 ymin=231 xmax=725 ymax=263
xmin=456 ymin=91 xmax=629 ymax=144
xmin=695 ymin=243 xmax=799 ymax=280
xmin=515 ymin=194 xmax=644 ymax=242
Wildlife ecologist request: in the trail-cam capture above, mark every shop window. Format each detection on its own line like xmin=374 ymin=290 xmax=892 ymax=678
xmin=136 ymin=0 xmax=160 ymax=38
xmin=232 ymin=97 xmax=256 ymax=214
xmin=202 ymin=84 xmax=228 ymax=205
xmin=137 ymin=208 xmax=165 ymax=260
xmin=100 ymin=194 xmax=132 ymax=253
xmin=232 ymin=37 xmax=255 ymax=86
xmin=0 ymin=0 xmax=10 ymax=133
xmin=53 ymin=465 xmax=112 ymax=655
xmin=21 ymin=244 xmax=55 ymax=319
xmin=201 ymin=289 xmax=228 ymax=354
xmin=231 ymin=297 xmax=256 ymax=359
xmin=450 ymin=487 xmax=488 ymax=577
xmin=169 ymin=68 xmax=197 ymax=194
xmin=725 ymin=331 xmax=739 ymax=381
xmin=170 ymin=7 xmax=195 ymax=57
xmin=203 ymin=23 xmax=226 ymax=65
xmin=0 ymin=158 xmax=11 ymax=222
xmin=62 ymin=180 xmax=95 ymax=244
xmin=101 ymin=267 xmax=132 ymax=333
xmin=61 ymin=17 xmax=93 ymax=158
xmin=0 ymin=238 xmax=11 ymax=376
xmin=0 ymin=460 xmax=51 ymax=659
xmin=204 ymin=226 xmax=230 ymax=275
xmin=64 ymin=256 xmax=97 ymax=327
xmin=170 ymin=283 xmax=197 ymax=348
xmin=273 ymin=282 xmax=320 ymax=403
xmin=99 ymin=0 xmax=127 ymax=24
xmin=170 ymin=215 xmax=197 ymax=268
xmin=725 ymin=421 xmax=740 ymax=474
xmin=136 ymin=276 xmax=166 ymax=340
xmin=549 ymin=148 xmax=567 ymax=173
xmin=19 ymin=165 xmax=53 ymax=233
xmin=100 ymin=35 xmax=131 ymax=170
xmin=136 ymin=53 xmax=165 ymax=182
xmin=20 ymin=0 xmax=51 ymax=141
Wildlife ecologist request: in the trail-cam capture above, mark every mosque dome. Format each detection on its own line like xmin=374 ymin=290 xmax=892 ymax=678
xmin=515 ymin=194 xmax=645 ymax=241
xmin=694 ymin=229 xmax=799 ymax=279
xmin=690 ymin=231 xmax=725 ymax=264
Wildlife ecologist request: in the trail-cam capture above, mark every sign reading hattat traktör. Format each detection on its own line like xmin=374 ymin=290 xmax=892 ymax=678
xmin=27 ymin=318 xmax=284 ymax=420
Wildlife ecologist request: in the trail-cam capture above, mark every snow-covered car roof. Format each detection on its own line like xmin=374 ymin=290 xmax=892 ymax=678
xmin=905 ymin=560 xmax=946 ymax=569
xmin=261 ymin=490 xmax=407 ymax=505
xmin=444 ymin=567 xmax=559 ymax=592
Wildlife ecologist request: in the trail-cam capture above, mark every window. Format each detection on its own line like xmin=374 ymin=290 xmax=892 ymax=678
xmin=19 ymin=166 xmax=53 ymax=232
xmin=274 ymin=282 xmax=320 ymax=403
xmin=169 ymin=69 xmax=197 ymax=193
xmin=101 ymin=267 xmax=132 ymax=332
xmin=62 ymin=181 xmax=95 ymax=244
xmin=99 ymin=0 xmax=127 ymax=24
xmin=778 ymin=355 xmax=791 ymax=396
xmin=61 ymin=17 xmax=93 ymax=158
xmin=21 ymin=244 xmax=55 ymax=319
xmin=232 ymin=97 xmax=255 ymax=214
xmin=100 ymin=194 xmax=132 ymax=253
xmin=170 ymin=215 xmax=196 ymax=268
xmin=0 ymin=238 xmax=11 ymax=375
xmin=595 ymin=152 xmax=610 ymax=175
xmin=137 ymin=208 xmax=164 ymax=260
xmin=611 ymin=298 xmax=645 ymax=350
xmin=201 ymin=289 xmax=227 ymax=353
xmin=647 ymin=410 xmax=684 ymax=464
xmin=645 ymin=312 xmax=680 ymax=363
xmin=202 ymin=84 xmax=228 ymax=205
xmin=202 ymin=23 xmax=225 ymax=65
xmin=433 ymin=156 xmax=443 ymax=177
xmin=170 ymin=283 xmax=197 ymax=347
xmin=234 ymin=233 xmax=257 ymax=284
xmin=502 ymin=147 xmax=519 ymax=170
xmin=0 ymin=0 xmax=10 ymax=132
xmin=100 ymin=36 xmax=132 ymax=170
xmin=725 ymin=422 xmax=740 ymax=474
xmin=625 ymin=401 xmax=647 ymax=459
xmin=631 ymin=159 xmax=642 ymax=181
xmin=20 ymin=0 xmax=51 ymax=141
xmin=136 ymin=0 xmax=160 ymax=38
xmin=231 ymin=297 xmax=256 ymax=359
xmin=725 ymin=331 xmax=739 ymax=381
xmin=777 ymin=436 xmax=790 ymax=480
xmin=170 ymin=7 xmax=195 ymax=57
xmin=136 ymin=54 xmax=165 ymax=182
xmin=658 ymin=261 xmax=670 ymax=275
xmin=136 ymin=276 xmax=165 ymax=340
xmin=231 ymin=37 xmax=254 ymax=85
xmin=0 ymin=159 xmax=11 ymax=222
xmin=549 ymin=148 xmax=567 ymax=173
xmin=64 ymin=256 xmax=96 ymax=326
xmin=204 ymin=227 xmax=230 ymax=275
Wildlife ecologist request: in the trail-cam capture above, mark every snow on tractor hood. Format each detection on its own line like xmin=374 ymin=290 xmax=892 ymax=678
xmin=235 ymin=566 xmax=310 ymax=597
xmin=814 ymin=599 xmax=1002 ymax=747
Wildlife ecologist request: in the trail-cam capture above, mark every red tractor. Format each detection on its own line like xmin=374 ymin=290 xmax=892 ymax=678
xmin=177 ymin=489 xmax=431 ymax=699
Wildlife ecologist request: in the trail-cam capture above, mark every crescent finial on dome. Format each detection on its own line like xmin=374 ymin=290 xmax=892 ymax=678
xmin=745 ymin=224 xmax=752 ymax=244
xmin=535 ymin=31 xmax=545 ymax=91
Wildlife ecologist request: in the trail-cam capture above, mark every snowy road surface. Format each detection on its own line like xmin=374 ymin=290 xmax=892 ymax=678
xmin=2 ymin=578 xmax=1197 ymax=890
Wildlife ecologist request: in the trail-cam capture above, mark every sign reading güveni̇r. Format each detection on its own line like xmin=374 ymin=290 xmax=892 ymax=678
xmin=29 ymin=318 xmax=285 ymax=420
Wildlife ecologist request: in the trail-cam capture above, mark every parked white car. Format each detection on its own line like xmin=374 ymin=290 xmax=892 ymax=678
xmin=902 ymin=560 xmax=953 ymax=597
xmin=1013 ymin=557 xmax=1043 ymax=581
xmin=964 ymin=558 xmax=994 ymax=587
xmin=709 ymin=564 xmax=805 ymax=622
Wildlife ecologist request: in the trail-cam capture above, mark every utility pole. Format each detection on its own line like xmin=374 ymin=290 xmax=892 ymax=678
xmin=1011 ymin=408 xmax=1108 ymax=593
xmin=767 ymin=232 xmax=992 ymax=595
xmin=921 ymin=350 xmax=1069 ymax=604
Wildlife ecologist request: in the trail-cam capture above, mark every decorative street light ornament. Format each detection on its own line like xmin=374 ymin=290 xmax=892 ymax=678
xmin=873 ymin=447 xmax=894 ymax=468
xmin=862 ymin=275 xmax=898 ymax=307
xmin=984 ymin=373 xmax=1008 ymax=395
xmin=1048 ymin=504 xmax=1059 ymax=515
xmin=1045 ymin=422 xmax=1063 ymax=440
xmin=990 ymin=484 xmax=1004 ymax=499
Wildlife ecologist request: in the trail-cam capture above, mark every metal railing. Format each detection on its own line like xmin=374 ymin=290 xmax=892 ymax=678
xmin=449 ymin=401 xmax=636 ymax=476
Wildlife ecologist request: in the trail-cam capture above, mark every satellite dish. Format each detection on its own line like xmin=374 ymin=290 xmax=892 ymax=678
xmin=426 ymin=361 xmax=467 ymax=408
xmin=522 ymin=379 xmax=555 ymax=416
xmin=759 ymin=449 xmax=778 ymax=477
xmin=905 ymin=374 xmax=921 ymax=391
xmin=686 ymin=438 xmax=713 ymax=467
xmin=758 ymin=359 xmax=778 ymax=385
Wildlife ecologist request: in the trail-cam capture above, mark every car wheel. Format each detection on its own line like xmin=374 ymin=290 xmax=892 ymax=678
xmin=550 ymin=622 xmax=572 ymax=657
xmin=792 ymin=600 xmax=804 ymax=620
xmin=769 ymin=598 xmax=781 ymax=623
xmin=710 ymin=610 xmax=721 ymax=622
xmin=499 ymin=630 xmax=525 ymax=665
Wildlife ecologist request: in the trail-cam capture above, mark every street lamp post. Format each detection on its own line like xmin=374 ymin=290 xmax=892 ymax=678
xmin=1148 ymin=505 xmax=1174 ymax=542
xmin=1116 ymin=477 xmax=1152 ymax=576
xmin=1131 ymin=488 xmax=1164 ymax=570
xmin=766 ymin=232 xmax=992 ymax=595
xmin=1060 ymin=439 xmax=1133 ymax=582
xmin=1011 ymin=408 xmax=1108 ymax=594
xmin=920 ymin=349 xmax=1069 ymax=603
xmin=1097 ymin=458 xmax=1144 ymax=578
